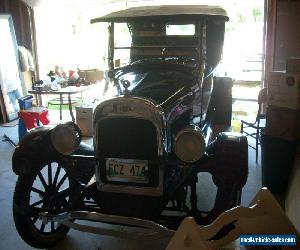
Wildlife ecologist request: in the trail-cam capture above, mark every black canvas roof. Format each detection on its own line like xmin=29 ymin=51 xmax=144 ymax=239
xmin=91 ymin=5 xmax=228 ymax=23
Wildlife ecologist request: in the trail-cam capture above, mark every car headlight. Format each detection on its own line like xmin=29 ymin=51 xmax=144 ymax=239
xmin=174 ymin=126 xmax=205 ymax=163
xmin=51 ymin=122 xmax=81 ymax=155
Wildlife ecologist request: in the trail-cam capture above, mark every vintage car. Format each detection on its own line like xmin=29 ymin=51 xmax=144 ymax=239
xmin=12 ymin=5 xmax=248 ymax=248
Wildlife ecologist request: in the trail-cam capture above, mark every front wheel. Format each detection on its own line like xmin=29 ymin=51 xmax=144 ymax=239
xmin=13 ymin=161 xmax=75 ymax=248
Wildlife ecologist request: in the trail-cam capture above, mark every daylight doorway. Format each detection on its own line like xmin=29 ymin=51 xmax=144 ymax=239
xmin=216 ymin=0 xmax=265 ymax=130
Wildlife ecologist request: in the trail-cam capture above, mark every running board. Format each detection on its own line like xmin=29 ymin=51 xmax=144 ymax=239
xmin=39 ymin=210 xmax=175 ymax=241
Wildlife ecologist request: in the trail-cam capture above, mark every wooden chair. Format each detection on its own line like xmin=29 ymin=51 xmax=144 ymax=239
xmin=241 ymin=87 xmax=267 ymax=163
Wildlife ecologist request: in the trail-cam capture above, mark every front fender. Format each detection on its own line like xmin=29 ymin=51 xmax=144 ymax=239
xmin=13 ymin=126 xmax=96 ymax=185
xmin=200 ymin=132 xmax=248 ymax=220
xmin=208 ymin=132 xmax=248 ymax=188
xmin=12 ymin=126 xmax=59 ymax=175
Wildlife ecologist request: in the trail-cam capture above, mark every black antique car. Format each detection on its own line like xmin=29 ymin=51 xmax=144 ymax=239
xmin=12 ymin=5 xmax=248 ymax=248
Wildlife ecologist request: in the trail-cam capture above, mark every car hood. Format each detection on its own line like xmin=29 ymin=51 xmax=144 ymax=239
xmin=113 ymin=58 xmax=197 ymax=105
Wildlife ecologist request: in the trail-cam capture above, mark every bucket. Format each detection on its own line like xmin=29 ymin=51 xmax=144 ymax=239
xmin=231 ymin=120 xmax=241 ymax=132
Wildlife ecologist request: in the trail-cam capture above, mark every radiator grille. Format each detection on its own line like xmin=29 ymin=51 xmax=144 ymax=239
xmin=96 ymin=117 xmax=159 ymax=186
xmin=97 ymin=117 xmax=158 ymax=159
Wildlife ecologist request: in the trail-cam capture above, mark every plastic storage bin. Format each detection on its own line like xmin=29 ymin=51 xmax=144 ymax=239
xmin=18 ymin=95 xmax=33 ymax=110
xmin=18 ymin=108 xmax=50 ymax=141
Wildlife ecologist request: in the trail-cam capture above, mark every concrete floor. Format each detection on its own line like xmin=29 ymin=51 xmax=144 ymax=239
xmin=0 ymin=117 xmax=262 ymax=250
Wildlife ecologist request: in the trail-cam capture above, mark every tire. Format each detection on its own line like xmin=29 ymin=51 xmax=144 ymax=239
xmin=13 ymin=161 xmax=75 ymax=248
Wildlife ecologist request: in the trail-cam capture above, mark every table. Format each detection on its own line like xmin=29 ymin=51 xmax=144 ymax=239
xmin=28 ymin=85 xmax=92 ymax=122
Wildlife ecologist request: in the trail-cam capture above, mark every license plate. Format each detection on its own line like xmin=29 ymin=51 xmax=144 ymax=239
xmin=106 ymin=158 xmax=149 ymax=183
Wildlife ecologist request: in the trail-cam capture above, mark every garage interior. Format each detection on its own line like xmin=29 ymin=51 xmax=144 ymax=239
xmin=0 ymin=0 xmax=299 ymax=249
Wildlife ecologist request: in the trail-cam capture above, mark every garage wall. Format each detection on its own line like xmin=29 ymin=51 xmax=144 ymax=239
xmin=0 ymin=0 xmax=38 ymax=83
xmin=264 ymin=0 xmax=300 ymax=81
xmin=264 ymin=0 xmax=300 ymax=230
xmin=274 ymin=1 xmax=300 ymax=71
xmin=0 ymin=0 xmax=36 ymax=55
xmin=286 ymin=147 xmax=300 ymax=232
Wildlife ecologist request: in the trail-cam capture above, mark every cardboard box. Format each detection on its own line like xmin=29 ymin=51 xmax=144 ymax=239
xmin=267 ymin=71 xmax=300 ymax=110
xmin=265 ymin=107 xmax=300 ymax=141
xmin=76 ymin=103 xmax=94 ymax=137
xmin=115 ymin=59 xmax=121 ymax=68
xmin=287 ymin=57 xmax=300 ymax=73
xmin=78 ymin=70 xmax=104 ymax=82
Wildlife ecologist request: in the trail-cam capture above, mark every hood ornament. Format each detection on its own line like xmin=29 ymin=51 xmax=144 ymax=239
xmin=121 ymin=80 xmax=131 ymax=96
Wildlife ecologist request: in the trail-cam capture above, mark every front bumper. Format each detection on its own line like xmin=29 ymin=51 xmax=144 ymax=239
xmin=39 ymin=211 xmax=174 ymax=240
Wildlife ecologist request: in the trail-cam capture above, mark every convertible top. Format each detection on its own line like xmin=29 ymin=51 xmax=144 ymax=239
xmin=91 ymin=5 xmax=228 ymax=23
